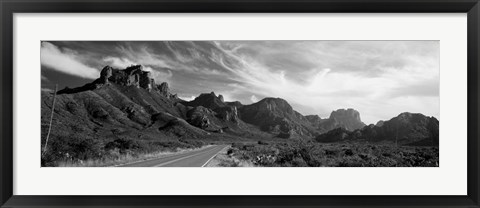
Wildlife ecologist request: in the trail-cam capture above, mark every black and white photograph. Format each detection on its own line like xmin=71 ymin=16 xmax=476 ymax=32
xmin=40 ymin=41 xmax=440 ymax=167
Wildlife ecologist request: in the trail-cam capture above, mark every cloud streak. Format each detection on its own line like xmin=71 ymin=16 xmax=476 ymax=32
xmin=41 ymin=42 xmax=99 ymax=79
xmin=208 ymin=41 xmax=439 ymax=123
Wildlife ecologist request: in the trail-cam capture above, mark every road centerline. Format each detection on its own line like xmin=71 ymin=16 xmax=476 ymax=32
xmin=116 ymin=145 xmax=219 ymax=167
xmin=153 ymin=145 xmax=224 ymax=167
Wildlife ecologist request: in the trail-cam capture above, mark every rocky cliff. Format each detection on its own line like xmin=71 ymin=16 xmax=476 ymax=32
xmin=58 ymin=65 xmax=176 ymax=99
xmin=306 ymin=108 xmax=366 ymax=133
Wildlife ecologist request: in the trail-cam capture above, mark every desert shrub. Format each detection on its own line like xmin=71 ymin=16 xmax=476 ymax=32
xmin=227 ymin=141 xmax=439 ymax=167
xmin=382 ymin=152 xmax=392 ymax=157
xmin=324 ymin=149 xmax=339 ymax=156
xmin=151 ymin=140 xmax=185 ymax=150
xmin=148 ymin=139 xmax=204 ymax=152
xmin=180 ymin=139 xmax=204 ymax=148
xmin=41 ymin=134 xmax=103 ymax=166
xmin=104 ymin=138 xmax=141 ymax=153
xmin=343 ymin=149 xmax=354 ymax=156
xmin=231 ymin=142 xmax=244 ymax=149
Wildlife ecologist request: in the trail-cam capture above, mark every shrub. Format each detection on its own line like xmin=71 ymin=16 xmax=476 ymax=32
xmin=226 ymin=141 xmax=439 ymax=167
xmin=41 ymin=134 xmax=103 ymax=166
xmin=343 ymin=149 xmax=354 ymax=156
xmin=104 ymin=138 xmax=140 ymax=153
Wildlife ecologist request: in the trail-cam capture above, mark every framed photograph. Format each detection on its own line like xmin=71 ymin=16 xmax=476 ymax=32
xmin=1 ymin=0 xmax=479 ymax=207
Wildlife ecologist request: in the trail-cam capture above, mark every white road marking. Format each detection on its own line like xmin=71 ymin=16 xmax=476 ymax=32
xmin=113 ymin=145 xmax=214 ymax=167
xmin=201 ymin=145 xmax=228 ymax=167
xmin=153 ymin=145 xmax=221 ymax=167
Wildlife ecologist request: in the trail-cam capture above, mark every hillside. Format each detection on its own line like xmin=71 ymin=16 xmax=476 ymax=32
xmin=40 ymin=65 xmax=259 ymax=166
xmin=239 ymin=98 xmax=318 ymax=138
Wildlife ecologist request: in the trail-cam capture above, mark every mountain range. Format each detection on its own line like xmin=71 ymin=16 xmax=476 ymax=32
xmin=41 ymin=65 xmax=439 ymax=146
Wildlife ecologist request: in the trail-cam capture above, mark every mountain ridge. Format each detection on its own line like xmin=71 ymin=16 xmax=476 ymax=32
xmin=43 ymin=64 xmax=437 ymax=145
xmin=315 ymin=112 xmax=439 ymax=146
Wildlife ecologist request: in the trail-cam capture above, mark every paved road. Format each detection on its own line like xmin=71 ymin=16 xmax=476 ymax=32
xmin=117 ymin=145 xmax=228 ymax=167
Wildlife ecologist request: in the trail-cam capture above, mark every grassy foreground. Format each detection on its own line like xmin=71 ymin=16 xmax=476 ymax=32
xmin=41 ymin=135 xmax=206 ymax=167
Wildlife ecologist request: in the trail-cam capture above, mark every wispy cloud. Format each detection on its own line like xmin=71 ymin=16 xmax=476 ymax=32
xmin=41 ymin=42 xmax=99 ymax=79
xmin=208 ymin=41 xmax=439 ymax=123
xmin=102 ymin=56 xmax=136 ymax=69
xmin=116 ymin=44 xmax=172 ymax=69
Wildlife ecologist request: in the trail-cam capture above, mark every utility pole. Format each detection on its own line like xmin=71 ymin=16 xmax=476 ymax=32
xmin=43 ymin=84 xmax=57 ymax=155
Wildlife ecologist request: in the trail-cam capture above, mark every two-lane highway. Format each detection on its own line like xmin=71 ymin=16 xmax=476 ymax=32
xmin=116 ymin=145 xmax=228 ymax=167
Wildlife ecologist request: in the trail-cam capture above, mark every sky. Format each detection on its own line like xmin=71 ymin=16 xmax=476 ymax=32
xmin=41 ymin=41 xmax=439 ymax=124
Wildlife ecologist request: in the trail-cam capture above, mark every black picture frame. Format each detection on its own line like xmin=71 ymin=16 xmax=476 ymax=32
xmin=1 ymin=0 xmax=479 ymax=207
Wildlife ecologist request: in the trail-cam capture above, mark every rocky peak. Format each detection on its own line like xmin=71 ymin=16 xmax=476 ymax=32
xmin=329 ymin=108 xmax=362 ymax=122
xmin=157 ymin=82 xmax=171 ymax=97
xmin=256 ymin=98 xmax=294 ymax=115
xmin=100 ymin=66 xmax=113 ymax=82
xmin=186 ymin=92 xmax=226 ymax=109
xmin=390 ymin=112 xmax=438 ymax=126
xmin=99 ymin=65 xmax=154 ymax=91
xmin=218 ymin=94 xmax=224 ymax=102
xmin=308 ymin=108 xmax=366 ymax=132
xmin=239 ymin=97 xmax=317 ymax=138
xmin=58 ymin=65 xmax=176 ymax=96
xmin=376 ymin=120 xmax=385 ymax=127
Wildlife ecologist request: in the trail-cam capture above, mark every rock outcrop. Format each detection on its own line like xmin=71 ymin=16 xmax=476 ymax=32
xmin=186 ymin=106 xmax=213 ymax=130
xmin=306 ymin=108 xmax=366 ymax=133
xmin=157 ymin=82 xmax=171 ymax=97
xmin=218 ymin=94 xmax=225 ymax=102
xmin=100 ymin=65 xmax=154 ymax=90
xmin=185 ymin=92 xmax=226 ymax=110
xmin=214 ymin=106 xmax=239 ymax=122
xmin=239 ymin=98 xmax=316 ymax=138
xmin=58 ymin=65 xmax=175 ymax=99
xmin=376 ymin=120 xmax=385 ymax=127
xmin=327 ymin=108 xmax=366 ymax=131
xmin=330 ymin=109 xmax=361 ymax=123
xmin=183 ymin=92 xmax=242 ymax=124
xmin=185 ymin=106 xmax=224 ymax=132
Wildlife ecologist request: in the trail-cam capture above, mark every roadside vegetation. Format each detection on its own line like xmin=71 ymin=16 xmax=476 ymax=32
xmin=211 ymin=140 xmax=439 ymax=167
xmin=41 ymin=135 xmax=206 ymax=167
